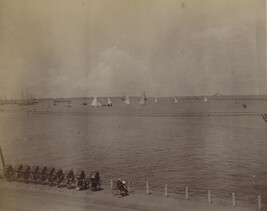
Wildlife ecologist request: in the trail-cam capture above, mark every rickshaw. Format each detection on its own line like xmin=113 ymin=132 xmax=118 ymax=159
xmin=18 ymin=165 xmax=31 ymax=183
xmin=28 ymin=165 xmax=39 ymax=183
xmin=4 ymin=164 xmax=14 ymax=181
xmin=58 ymin=169 xmax=75 ymax=188
xmin=35 ymin=166 xmax=47 ymax=184
xmin=13 ymin=164 xmax=23 ymax=180
xmin=89 ymin=171 xmax=101 ymax=191
xmin=72 ymin=169 xmax=86 ymax=190
xmin=42 ymin=167 xmax=55 ymax=185
xmin=49 ymin=169 xmax=64 ymax=186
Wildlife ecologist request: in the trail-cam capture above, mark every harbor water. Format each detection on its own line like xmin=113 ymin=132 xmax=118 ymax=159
xmin=0 ymin=97 xmax=267 ymax=205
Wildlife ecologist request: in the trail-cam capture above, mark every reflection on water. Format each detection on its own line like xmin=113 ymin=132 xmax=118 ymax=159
xmin=0 ymin=98 xmax=267 ymax=205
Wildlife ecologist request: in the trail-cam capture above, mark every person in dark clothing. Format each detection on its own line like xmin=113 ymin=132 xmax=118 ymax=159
xmin=117 ymin=179 xmax=128 ymax=195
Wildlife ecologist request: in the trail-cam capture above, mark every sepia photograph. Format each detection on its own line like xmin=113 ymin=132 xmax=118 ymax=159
xmin=0 ymin=0 xmax=266 ymax=210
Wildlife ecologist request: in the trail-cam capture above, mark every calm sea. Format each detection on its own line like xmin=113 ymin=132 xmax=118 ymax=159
xmin=0 ymin=97 xmax=267 ymax=205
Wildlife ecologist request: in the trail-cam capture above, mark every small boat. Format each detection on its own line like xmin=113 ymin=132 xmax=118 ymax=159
xmin=125 ymin=96 xmax=130 ymax=105
xmin=174 ymin=97 xmax=178 ymax=104
xmin=121 ymin=93 xmax=126 ymax=101
xmin=139 ymin=91 xmax=146 ymax=105
xmin=82 ymin=97 xmax=88 ymax=105
xmin=91 ymin=96 xmax=102 ymax=107
xmin=66 ymin=103 xmax=71 ymax=108
xmin=91 ymin=96 xmax=98 ymax=107
xmin=204 ymin=96 xmax=208 ymax=103
xmin=154 ymin=91 xmax=159 ymax=103
xmin=107 ymin=97 xmax=112 ymax=106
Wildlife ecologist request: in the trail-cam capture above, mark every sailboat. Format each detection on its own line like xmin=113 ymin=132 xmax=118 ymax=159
xmin=91 ymin=96 xmax=98 ymax=107
xmin=125 ymin=96 xmax=131 ymax=105
xmin=97 ymin=100 xmax=102 ymax=106
xmin=121 ymin=93 xmax=126 ymax=101
xmin=66 ymin=99 xmax=72 ymax=107
xmin=139 ymin=91 xmax=146 ymax=105
xmin=91 ymin=96 xmax=102 ymax=107
xmin=174 ymin=97 xmax=178 ymax=104
xmin=82 ymin=97 xmax=88 ymax=105
xmin=107 ymin=97 xmax=112 ymax=106
xmin=204 ymin=96 xmax=208 ymax=103
xmin=154 ymin=92 xmax=159 ymax=103
xmin=154 ymin=96 xmax=159 ymax=103
xmin=143 ymin=91 xmax=147 ymax=101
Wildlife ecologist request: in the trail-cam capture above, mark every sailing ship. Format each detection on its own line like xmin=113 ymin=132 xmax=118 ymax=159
xmin=125 ymin=96 xmax=131 ymax=105
xmin=107 ymin=97 xmax=112 ymax=106
xmin=204 ymin=96 xmax=209 ymax=102
xmin=18 ymin=91 xmax=35 ymax=105
xmin=174 ymin=97 xmax=178 ymax=104
xmin=82 ymin=97 xmax=88 ymax=105
xmin=91 ymin=96 xmax=102 ymax=107
xmin=139 ymin=91 xmax=146 ymax=105
xmin=66 ymin=101 xmax=71 ymax=108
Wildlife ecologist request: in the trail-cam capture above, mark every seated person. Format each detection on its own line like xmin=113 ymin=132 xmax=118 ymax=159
xmin=117 ymin=179 xmax=128 ymax=194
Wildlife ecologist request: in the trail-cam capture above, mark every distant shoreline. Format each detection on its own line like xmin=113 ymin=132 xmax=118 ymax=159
xmin=2 ymin=95 xmax=267 ymax=103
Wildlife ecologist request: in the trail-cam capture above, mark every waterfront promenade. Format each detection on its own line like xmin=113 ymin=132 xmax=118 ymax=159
xmin=0 ymin=180 xmax=261 ymax=211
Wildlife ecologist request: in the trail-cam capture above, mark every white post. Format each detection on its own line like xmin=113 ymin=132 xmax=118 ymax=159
xmin=258 ymin=195 xmax=261 ymax=210
xmin=146 ymin=182 xmax=150 ymax=195
xmin=128 ymin=180 xmax=131 ymax=192
xmin=165 ymin=184 xmax=168 ymax=197
xmin=208 ymin=190 xmax=211 ymax=204
xmin=232 ymin=192 xmax=235 ymax=206
xmin=0 ymin=146 xmax=5 ymax=174
xmin=185 ymin=186 xmax=189 ymax=200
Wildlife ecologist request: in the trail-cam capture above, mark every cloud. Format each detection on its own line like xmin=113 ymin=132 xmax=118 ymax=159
xmin=88 ymin=46 xmax=153 ymax=96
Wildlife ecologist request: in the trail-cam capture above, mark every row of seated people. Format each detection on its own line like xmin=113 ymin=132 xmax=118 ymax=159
xmin=4 ymin=164 xmax=101 ymax=191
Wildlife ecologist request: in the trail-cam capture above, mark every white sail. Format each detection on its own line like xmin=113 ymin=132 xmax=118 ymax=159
xmin=174 ymin=97 xmax=178 ymax=104
xmin=204 ymin=96 xmax=208 ymax=102
xmin=97 ymin=100 xmax=102 ymax=106
xmin=139 ymin=92 xmax=146 ymax=105
xmin=154 ymin=96 xmax=159 ymax=103
xmin=107 ymin=97 xmax=112 ymax=106
xmin=125 ymin=96 xmax=131 ymax=105
xmin=139 ymin=98 xmax=145 ymax=104
xmin=91 ymin=96 xmax=98 ymax=107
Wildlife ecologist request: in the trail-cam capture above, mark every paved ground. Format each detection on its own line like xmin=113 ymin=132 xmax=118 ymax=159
xmin=0 ymin=179 xmax=263 ymax=211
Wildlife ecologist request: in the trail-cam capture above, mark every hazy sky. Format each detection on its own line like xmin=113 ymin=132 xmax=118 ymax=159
xmin=0 ymin=0 xmax=266 ymax=98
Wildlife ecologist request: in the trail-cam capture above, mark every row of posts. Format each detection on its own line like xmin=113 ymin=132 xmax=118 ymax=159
xmin=110 ymin=179 xmax=262 ymax=210
xmin=0 ymin=146 xmax=6 ymax=176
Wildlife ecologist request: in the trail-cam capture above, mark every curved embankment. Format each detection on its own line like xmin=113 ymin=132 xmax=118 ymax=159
xmin=0 ymin=180 xmax=260 ymax=211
